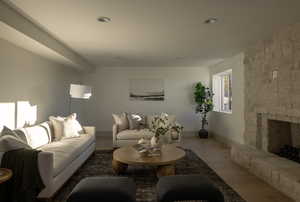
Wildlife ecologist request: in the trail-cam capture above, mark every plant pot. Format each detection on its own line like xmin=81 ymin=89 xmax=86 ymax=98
xmin=198 ymin=129 xmax=208 ymax=138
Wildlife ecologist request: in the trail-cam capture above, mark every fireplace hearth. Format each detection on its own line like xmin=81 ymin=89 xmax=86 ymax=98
xmin=231 ymin=113 xmax=300 ymax=201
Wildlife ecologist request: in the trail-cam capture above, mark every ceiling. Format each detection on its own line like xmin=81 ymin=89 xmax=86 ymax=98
xmin=0 ymin=22 xmax=77 ymax=68
xmin=6 ymin=0 xmax=300 ymax=68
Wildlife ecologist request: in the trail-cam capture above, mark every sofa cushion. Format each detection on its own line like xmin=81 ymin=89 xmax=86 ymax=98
xmin=117 ymin=129 xmax=154 ymax=140
xmin=40 ymin=133 xmax=95 ymax=177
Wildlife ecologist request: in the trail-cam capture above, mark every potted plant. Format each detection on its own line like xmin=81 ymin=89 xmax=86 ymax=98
xmin=194 ymin=82 xmax=214 ymax=138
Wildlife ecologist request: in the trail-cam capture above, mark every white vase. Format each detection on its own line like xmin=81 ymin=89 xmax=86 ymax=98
xmin=150 ymin=136 xmax=159 ymax=148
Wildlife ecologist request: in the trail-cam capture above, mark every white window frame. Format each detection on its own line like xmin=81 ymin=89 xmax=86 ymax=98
xmin=212 ymin=69 xmax=232 ymax=114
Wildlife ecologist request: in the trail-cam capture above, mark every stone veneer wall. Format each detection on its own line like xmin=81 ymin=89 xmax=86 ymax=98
xmin=244 ymin=23 xmax=300 ymax=147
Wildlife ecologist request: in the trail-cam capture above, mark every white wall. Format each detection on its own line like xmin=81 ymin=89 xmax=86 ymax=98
xmin=83 ymin=67 xmax=210 ymax=132
xmin=0 ymin=39 xmax=82 ymax=128
xmin=208 ymin=53 xmax=245 ymax=145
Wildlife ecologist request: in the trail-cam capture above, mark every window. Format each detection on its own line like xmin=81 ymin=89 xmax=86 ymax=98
xmin=212 ymin=69 xmax=232 ymax=113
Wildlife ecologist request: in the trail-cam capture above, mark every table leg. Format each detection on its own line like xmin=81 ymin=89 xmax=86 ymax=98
xmin=156 ymin=164 xmax=175 ymax=177
xmin=112 ymin=159 xmax=128 ymax=174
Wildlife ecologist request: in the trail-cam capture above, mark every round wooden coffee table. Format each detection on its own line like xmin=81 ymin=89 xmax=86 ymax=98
xmin=112 ymin=145 xmax=186 ymax=177
xmin=0 ymin=168 xmax=13 ymax=184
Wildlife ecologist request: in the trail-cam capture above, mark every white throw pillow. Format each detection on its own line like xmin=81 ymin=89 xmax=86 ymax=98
xmin=21 ymin=125 xmax=50 ymax=149
xmin=0 ymin=135 xmax=32 ymax=152
xmin=62 ymin=118 xmax=80 ymax=139
xmin=67 ymin=113 xmax=84 ymax=134
xmin=112 ymin=113 xmax=129 ymax=131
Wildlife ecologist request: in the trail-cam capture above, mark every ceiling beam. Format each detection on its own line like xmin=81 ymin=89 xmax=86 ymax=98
xmin=0 ymin=0 xmax=95 ymax=72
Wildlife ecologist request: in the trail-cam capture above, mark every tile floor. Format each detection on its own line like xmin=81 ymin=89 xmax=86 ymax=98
xmin=96 ymin=132 xmax=294 ymax=202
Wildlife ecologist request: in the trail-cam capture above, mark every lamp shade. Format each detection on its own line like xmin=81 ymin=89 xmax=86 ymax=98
xmin=70 ymin=84 xmax=92 ymax=99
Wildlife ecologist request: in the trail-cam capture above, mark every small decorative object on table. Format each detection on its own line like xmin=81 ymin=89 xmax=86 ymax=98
xmin=133 ymin=138 xmax=161 ymax=157
xmin=133 ymin=113 xmax=183 ymax=157
xmin=150 ymin=113 xmax=181 ymax=147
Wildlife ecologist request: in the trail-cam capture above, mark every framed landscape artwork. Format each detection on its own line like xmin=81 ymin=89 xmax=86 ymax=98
xmin=129 ymin=79 xmax=164 ymax=101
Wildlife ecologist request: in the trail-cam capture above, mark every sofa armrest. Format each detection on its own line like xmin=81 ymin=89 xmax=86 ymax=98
xmin=38 ymin=151 xmax=54 ymax=187
xmin=83 ymin=126 xmax=96 ymax=136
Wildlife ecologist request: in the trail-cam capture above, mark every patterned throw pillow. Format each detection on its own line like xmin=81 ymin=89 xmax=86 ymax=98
xmin=127 ymin=113 xmax=147 ymax=130
xmin=112 ymin=113 xmax=129 ymax=131
xmin=1 ymin=126 xmax=23 ymax=140
xmin=0 ymin=127 xmax=32 ymax=152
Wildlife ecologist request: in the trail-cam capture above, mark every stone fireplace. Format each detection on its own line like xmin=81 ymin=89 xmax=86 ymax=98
xmin=231 ymin=23 xmax=300 ymax=201
xmin=231 ymin=112 xmax=300 ymax=200
xmin=257 ymin=113 xmax=300 ymax=163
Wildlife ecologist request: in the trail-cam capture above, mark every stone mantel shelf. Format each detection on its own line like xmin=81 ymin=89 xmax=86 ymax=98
xmin=257 ymin=112 xmax=300 ymax=124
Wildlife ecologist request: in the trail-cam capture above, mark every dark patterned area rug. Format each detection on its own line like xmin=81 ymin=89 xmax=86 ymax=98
xmin=53 ymin=149 xmax=246 ymax=202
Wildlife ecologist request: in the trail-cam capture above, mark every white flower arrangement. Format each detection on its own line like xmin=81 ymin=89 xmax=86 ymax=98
xmin=150 ymin=113 xmax=184 ymax=141
xmin=150 ymin=113 xmax=171 ymax=138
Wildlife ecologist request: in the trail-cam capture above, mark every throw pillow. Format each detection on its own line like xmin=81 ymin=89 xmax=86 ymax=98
xmin=49 ymin=116 xmax=65 ymax=141
xmin=127 ymin=114 xmax=139 ymax=130
xmin=62 ymin=117 xmax=80 ymax=139
xmin=68 ymin=113 xmax=84 ymax=134
xmin=0 ymin=135 xmax=32 ymax=152
xmin=0 ymin=126 xmax=22 ymax=140
xmin=127 ymin=114 xmax=147 ymax=130
xmin=50 ymin=113 xmax=84 ymax=141
xmin=112 ymin=113 xmax=129 ymax=131
xmin=21 ymin=125 xmax=51 ymax=149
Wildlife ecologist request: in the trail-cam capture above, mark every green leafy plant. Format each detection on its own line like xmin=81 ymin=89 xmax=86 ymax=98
xmin=194 ymin=82 xmax=214 ymax=130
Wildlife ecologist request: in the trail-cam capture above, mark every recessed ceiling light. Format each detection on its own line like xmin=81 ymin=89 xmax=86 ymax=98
xmin=97 ymin=17 xmax=111 ymax=23
xmin=204 ymin=18 xmax=218 ymax=24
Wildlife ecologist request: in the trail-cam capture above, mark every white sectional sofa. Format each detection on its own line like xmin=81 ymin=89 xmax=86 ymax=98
xmin=37 ymin=124 xmax=96 ymax=199
xmin=0 ymin=121 xmax=96 ymax=200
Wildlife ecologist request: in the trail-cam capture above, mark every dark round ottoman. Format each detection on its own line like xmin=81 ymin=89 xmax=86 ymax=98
xmin=157 ymin=175 xmax=224 ymax=202
xmin=67 ymin=177 xmax=136 ymax=202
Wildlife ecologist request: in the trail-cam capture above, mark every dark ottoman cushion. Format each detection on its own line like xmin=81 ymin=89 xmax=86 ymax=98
xmin=67 ymin=177 xmax=136 ymax=202
xmin=157 ymin=175 xmax=224 ymax=202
